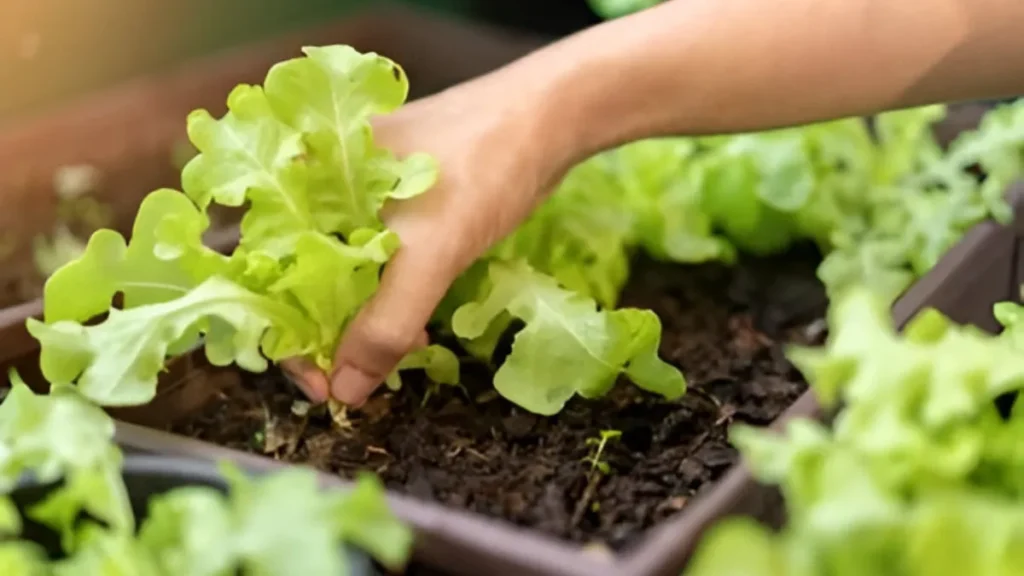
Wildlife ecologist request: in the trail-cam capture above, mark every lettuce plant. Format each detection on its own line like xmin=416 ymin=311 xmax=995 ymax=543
xmin=571 ymin=102 xmax=1023 ymax=307
xmin=25 ymin=45 xmax=686 ymax=416
xmin=684 ymin=290 xmax=1024 ymax=576
xmin=26 ymin=47 xmax=458 ymax=408
xmin=0 ymin=372 xmax=411 ymax=575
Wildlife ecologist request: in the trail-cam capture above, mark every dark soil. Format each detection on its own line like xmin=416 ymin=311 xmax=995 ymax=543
xmin=173 ymin=247 xmax=828 ymax=551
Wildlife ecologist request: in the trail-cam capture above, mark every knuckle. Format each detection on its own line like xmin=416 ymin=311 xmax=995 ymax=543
xmin=356 ymin=321 xmax=419 ymax=364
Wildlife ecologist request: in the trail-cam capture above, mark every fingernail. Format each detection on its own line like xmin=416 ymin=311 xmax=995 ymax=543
xmin=330 ymin=365 xmax=373 ymax=408
xmin=282 ymin=368 xmax=327 ymax=404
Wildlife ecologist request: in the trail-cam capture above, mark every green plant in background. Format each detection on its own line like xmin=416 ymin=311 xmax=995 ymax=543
xmin=684 ymin=289 xmax=1024 ymax=576
xmin=33 ymin=164 xmax=113 ymax=279
xmin=33 ymin=226 xmax=87 ymax=279
xmin=586 ymin=0 xmax=664 ymax=20
xmin=0 ymin=372 xmax=412 ymax=574
xmin=582 ymin=102 xmax=1020 ymax=301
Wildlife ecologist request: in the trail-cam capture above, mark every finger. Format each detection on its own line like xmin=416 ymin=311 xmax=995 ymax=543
xmin=280 ymin=357 xmax=330 ymax=403
xmin=278 ymin=331 xmax=425 ymax=404
xmin=329 ymin=240 xmax=462 ymax=406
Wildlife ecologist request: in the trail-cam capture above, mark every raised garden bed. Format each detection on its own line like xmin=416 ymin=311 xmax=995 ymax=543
xmin=174 ymin=247 xmax=828 ymax=549
xmin=93 ymin=187 xmax=1024 ymax=576
xmin=678 ymin=198 xmax=1024 ymax=576
xmin=2 ymin=6 xmax=1023 ymax=576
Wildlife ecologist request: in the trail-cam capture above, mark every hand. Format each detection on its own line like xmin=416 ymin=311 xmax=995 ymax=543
xmin=281 ymin=72 xmax=566 ymax=406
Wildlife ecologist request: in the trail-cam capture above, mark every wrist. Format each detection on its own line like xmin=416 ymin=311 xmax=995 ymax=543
xmin=451 ymin=2 xmax=700 ymax=197
xmin=453 ymin=52 xmax=595 ymax=199
xmin=495 ymin=6 xmax=691 ymax=177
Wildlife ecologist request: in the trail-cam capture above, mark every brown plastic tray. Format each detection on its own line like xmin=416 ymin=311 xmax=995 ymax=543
xmin=2 ymin=7 xmax=1021 ymax=575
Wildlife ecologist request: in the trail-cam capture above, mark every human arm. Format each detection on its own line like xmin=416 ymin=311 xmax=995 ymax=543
xmin=510 ymin=0 xmax=1024 ymax=170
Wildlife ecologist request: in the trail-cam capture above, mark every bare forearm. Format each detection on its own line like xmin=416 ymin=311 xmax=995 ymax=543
xmin=501 ymin=0 xmax=1024 ymax=172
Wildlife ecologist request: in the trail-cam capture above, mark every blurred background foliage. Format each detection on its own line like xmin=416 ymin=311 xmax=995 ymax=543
xmin=0 ymin=0 xmax=605 ymax=124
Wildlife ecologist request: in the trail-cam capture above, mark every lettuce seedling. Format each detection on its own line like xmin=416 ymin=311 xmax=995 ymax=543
xmin=0 ymin=371 xmax=412 ymax=575
xmin=451 ymin=260 xmax=684 ymax=414
xmin=685 ymin=290 xmax=1024 ymax=576
xmin=26 ymin=45 xmax=685 ymax=416
xmin=25 ymin=47 xmax=449 ymax=407
xmin=577 ymin=102 xmax=1023 ymax=304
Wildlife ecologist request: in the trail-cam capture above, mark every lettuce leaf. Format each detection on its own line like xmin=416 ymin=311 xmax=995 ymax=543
xmin=31 ymin=43 xmax=686 ymax=415
xmin=611 ymin=139 xmax=737 ymax=264
xmin=0 ymin=370 xmax=413 ymax=575
xmin=560 ymin=102 xmax=1020 ymax=305
xmin=182 ymin=47 xmax=436 ymax=258
xmin=0 ymin=541 xmax=49 ymax=575
xmin=686 ymin=289 xmax=1024 ymax=576
xmin=138 ymin=464 xmax=412 ymax=576
xmin=31 ymin=46 xmax=456 ymax=406
xmin=491 ymin=155 xmax=636 ymax=309
xmin=41 ymin=189 xmax=230 ymax=324
xmin=0 ymin=373 xmax=132 ymax=550
xmin=452 ymin=260 xmax=685 ymax=414
xmin=29 ymin=278 xmax=319 ymax=406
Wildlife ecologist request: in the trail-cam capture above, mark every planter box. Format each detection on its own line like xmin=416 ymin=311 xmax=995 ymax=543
xmin=1 ymin=7 xmax=1020 ymax=576
xmin=93 ymin=185 xmax=1024 ymax=576
xmin=619 ymin=185 xmax=1024 ymax=576
xmin=10 ymin=454 xmax=378 ymax=575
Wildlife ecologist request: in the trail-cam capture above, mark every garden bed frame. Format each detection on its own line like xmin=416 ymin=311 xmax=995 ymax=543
xmin=1 ymin=5 xmax=1022 ymax=576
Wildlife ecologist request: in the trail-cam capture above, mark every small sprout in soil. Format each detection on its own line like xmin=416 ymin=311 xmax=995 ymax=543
xmin=420 ymin=382 xmax=443 ymax=407
xmin=420 ymin=380 xmax=471 ymax=408
xmin=583 ymin=429 xmax=622 ymax=475
xmin=573 ymin=431 xmax=623 ymax=529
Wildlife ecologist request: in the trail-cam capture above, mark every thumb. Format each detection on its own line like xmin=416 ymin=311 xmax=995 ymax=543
xmin=328 ymin=241 xmax=459 ymax=406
